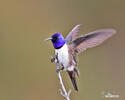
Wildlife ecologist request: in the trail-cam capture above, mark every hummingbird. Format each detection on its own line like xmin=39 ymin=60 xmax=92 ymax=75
xmin=45 ymin=24 xmax=116 ymax=91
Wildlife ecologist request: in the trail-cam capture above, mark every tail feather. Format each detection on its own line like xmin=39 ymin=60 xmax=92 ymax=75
xmin=67 ymin=71 xmax=78 ymax=91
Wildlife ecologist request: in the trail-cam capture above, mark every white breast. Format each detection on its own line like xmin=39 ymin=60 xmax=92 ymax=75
xmin=55 ymin=44 xmax=69 ymax=68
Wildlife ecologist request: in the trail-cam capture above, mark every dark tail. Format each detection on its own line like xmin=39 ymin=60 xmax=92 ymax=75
xmin=67 ymin=71 xmax=78 ymax=91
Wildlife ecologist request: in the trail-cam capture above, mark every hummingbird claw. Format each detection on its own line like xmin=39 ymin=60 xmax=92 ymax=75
xmin=50 ymin=56 xmax=55 ymax=63
xmin=56 ymin=67 xmax=64 ymax=73
xmin=56 ymin=68 xmax=61 ymax=73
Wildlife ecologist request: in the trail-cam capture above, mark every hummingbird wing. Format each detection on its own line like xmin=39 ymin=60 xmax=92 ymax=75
xmin=71 ymin=29 xmax=116 ymax=54
xmin=65 ymin=24 xmax=82 ymax=44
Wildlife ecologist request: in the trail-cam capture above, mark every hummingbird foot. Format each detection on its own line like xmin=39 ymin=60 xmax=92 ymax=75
xmin=56 ymin=67 xmax=64 ymax=73
xmin=56 ymin=68 xmax=61 ymax=73
xmin=50 ymin=56 xmax=55 ymax=63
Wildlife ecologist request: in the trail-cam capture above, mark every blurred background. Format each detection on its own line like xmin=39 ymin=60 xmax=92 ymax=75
xmin=0 ymin=0 xmax=125 ymax=100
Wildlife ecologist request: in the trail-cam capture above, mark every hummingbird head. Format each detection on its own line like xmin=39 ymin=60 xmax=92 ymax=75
xmin=46 ymin=33 xmax=66 ymax=49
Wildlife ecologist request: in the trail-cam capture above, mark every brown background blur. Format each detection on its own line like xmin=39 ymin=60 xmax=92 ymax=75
xmin=0 ymin=0 xmax=124 ymax=100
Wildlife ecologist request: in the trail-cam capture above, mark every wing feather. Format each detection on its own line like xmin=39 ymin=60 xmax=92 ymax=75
xmin=65 ymin=24 xmax=82 ymax=44
xmin=71 ymin=29 xmax=116 ymax=54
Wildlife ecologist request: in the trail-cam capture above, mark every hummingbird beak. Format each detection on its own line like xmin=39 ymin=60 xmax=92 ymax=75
xmin=44 ymin=37 xmax=52 ymax=41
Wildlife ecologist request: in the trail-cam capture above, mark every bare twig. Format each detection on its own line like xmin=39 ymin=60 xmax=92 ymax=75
xmin=56 ymin=65 xmax=71 ymax=100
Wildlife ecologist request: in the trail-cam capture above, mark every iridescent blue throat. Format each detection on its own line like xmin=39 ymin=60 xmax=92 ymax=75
xmin=51 ymin=33 xmax=66 ymax=49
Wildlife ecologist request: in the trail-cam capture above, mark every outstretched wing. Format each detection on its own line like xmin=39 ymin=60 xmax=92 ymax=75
xmin=71 ymin=29 xmax=116 ymax=54
xmin=65 ymin=24 xmax=82 ymax=44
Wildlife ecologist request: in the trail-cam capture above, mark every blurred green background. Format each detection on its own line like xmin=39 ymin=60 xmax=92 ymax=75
xmin=0 ymin=0 xmax=124 ymax=100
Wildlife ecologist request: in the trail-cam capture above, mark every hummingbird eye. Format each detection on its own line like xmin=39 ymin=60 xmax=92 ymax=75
xmin=54 ymin=36 xmax=59 ymax=40
xmin=52 ymin=36 xmax=59 ymax=42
